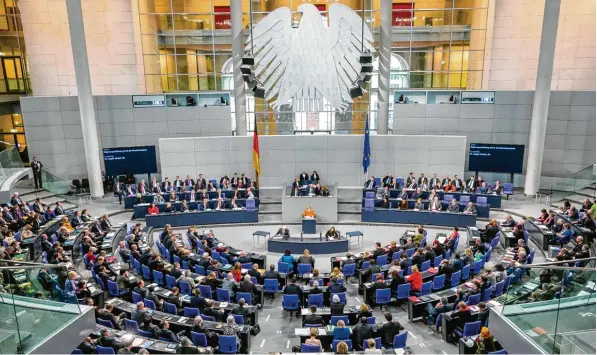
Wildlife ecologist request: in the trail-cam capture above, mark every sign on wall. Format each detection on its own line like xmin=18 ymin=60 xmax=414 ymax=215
xmin=132 ymin=95 xmax=166 ymax=108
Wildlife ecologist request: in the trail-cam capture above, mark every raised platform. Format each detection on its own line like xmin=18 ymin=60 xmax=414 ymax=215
xmin=282 ymin=195 xmax=338 ymax=223
xmin=361 ymin=209 xmax=476 ymax=228
xmin=267 ymin=236 xmax=349 ymax=254
xmin=145 ymin=210 xmax=258 ymax=228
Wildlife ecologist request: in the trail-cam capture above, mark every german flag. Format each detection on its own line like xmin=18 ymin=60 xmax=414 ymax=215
xmin=253 ymin=125 xmax=260 ymax=176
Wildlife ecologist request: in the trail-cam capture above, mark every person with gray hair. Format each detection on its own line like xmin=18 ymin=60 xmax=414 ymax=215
xmin=231 ymin=298 xmax=249 ymax=323
xmin=177 ymin=269 xmax=198 ymax=288
xmin=137 ymin=349 xmax=149 ymax=354
xmin=425 ymin=296 xmax=451 ymax=326
xmin=330 ymin=293 xmax=345 ymax=316
xmin=236 ymin=272 xmax=260 ymax=306
xmin=221 ymin=315 xmax=241 ymax=348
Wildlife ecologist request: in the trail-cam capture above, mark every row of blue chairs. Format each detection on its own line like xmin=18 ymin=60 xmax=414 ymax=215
xmin=301 ymin=332 xmax=408 ymax=352
xmin=90 ymin=334 xmax=239 ymax=354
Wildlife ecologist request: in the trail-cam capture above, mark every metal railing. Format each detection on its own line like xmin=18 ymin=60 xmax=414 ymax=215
xmin=550 ymin=164 xmax=596 ymax=194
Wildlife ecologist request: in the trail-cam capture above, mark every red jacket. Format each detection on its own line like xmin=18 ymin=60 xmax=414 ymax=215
xmin=147 ymin=206 xmax=159 ymax=215
xmin=406 ymin=271 xmax=423 ymax=291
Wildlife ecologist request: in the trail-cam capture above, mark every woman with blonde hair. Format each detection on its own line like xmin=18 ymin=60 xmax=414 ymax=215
xmin=335 ymin=341 xmax=349 ymax=354
xmin=298 ymin=249 xmax=314 ymax=266
xmin=330 ymin=266 xmax=344 ymax=279
xmin=304 ymin=327 xmax=321 ymax=346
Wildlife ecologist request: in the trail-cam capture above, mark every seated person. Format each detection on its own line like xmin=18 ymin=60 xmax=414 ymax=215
xmin=428 ymin=196 xmax=442 ymax=211
xmin=326 ymin=226 xmax=340 ymax=240
xmin=447 ymin=199 xmax=459 ymax=213
xmin=332 ymin=320 xmax=351 ymax=340
xmin=450 ymin=301 xmax=475 ymax=337
xmin=411 ymin=188 xmax=423 ymax=200
xmin=380 ymin=196 xmax=391 ymax=208
xmin=379 ymin=312 xmax=404 ymax=348
xmin=303 ymin=305 xmax=326 ymax=326
xmin=425 ymin=297 xmax=452 ymax=326
xmin=304 ymin=327 xmax=322 ymax=347
xmin=291 ymin=177 xmax=302 ymax=197
xmin=550 ymin=223 xmax=574 ymax=245
xmin=352 ymin=317 xmax=373 ymax=351
xmin=477 ymin=182 xmax=489 ymax=194
xmin=414 ymin=198 xmax=424 ymax=210
xmin=330 ymin=294 xmax=345 ymax=316
xmin=398 ymin=200 xmax=408 ymax=210
xmin=463 ymin=202 xmax=477 ymax=215
xmin=147 ymin=203 xmax=159 ymax=215
xmin=474 ymin=327 xmax=496 ymax=354
xmin=275 ymin=225 xmax=290 ymax=239
xmin=364 ymin=177 xmax=376 ymax=190
xmin=397 ymin=188 xmax=408 ymax=200
xmin=164 ymin=202 xmax=174 ymax=213
xmin=492 ymin=181 xmax=503 ymax=195
xmin=180 ymin=200 xmax=190 ymax=212
xmin=302 ymin=206 xmax=316 ymax=218
xmin=230 ymin=197 xmax=243 ymax=209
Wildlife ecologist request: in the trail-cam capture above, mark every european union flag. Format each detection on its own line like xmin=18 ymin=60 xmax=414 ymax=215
xmin=362 ymin=115 xmax=371 ymax=175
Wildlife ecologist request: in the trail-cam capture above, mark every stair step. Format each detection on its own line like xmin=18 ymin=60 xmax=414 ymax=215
xmin=24 ymin=191 xmax=58 ymax=203
xmin=338 ymin=214 xmax=360 ymax=222
xmin=580 ymin=188 xmax=595 ymax=196
xmin=258 ymin=214 xmax=282 ymax=223
xmin=338 ymin=204 xmax=362 ymax=213
xmin=564 ymin=194 xmax=592 ymax=204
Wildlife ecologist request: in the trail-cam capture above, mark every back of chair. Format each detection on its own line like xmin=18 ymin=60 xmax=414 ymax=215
xmin=460 ymin=195 xmax=470 ymax=203
xmin=504 ymin=183 xmax=514 ymax=194
xmin=264 ymin=278 xmax=279 ymax=292
xmin=195 ymin=265 xmax=206 ymax=275
xmin=392 ymin=250 xmax=403 ymax=261
xmin=282 ymin=294 xmax=299 ymax=310
xmin=216 ymin=288 xmax=231 ymax=302
xmin=393 ymin=332 xmax=408 ymax=349
xmin=198 ymin=285 xmax=212 ymax=298
xmin=397 ymin=283 xmax=411 ymax=299
xmin=165 ymin=275 xmax=177 ymax=289
xmin=124 ymin=319 xmax=139 ymax=333
xmin=163 ymin=301 xmax=177 ymax=315
xmin=467 ymin=293 xmax=481 ymax=306
xmin=97 ymin=318 xmax=114 ymax=328
xmin=332 ymin=339 xmax=352 ymax=351
xmin=343 ymin=263 xmax=356 ymax=276
xmin=301 ymin=344 xmax=322 ymax=353
xmin=406 ymin=248 xmax=416 ymax=258
xmin=180 ymin=281 xmax=192 ymax=296
xmin=477 ymin=196 xmax=487 ymax=205
xmin=375 ymin=288 xmax=391 ymax=304
xmin=363 ymin=337 xmax=382 ymax=350
xmin=277 ymin=261 xmax=290 ymax=273
xmin=433 ymin=255 xmax=442 ymax=267
xmin=364 ymin=198 xmax=374 ymax=210
xmin=421 ymin=260 xmax=430 ymax=271
xmin=218 ymin=335 xmax=238 ymax=354
xmin=298 ymin=263 xmax=312 ymax=276
xmin=232 ymin=314 xmax=244 ymax=325
xmin=308 ymin=293 xmax=324 ymax=307
xmin=461 ymin=264 xmax=471 ymax=280
xmin=375 ymin=255 xmax=387 ymax=266
xmin=433 ymin=274 xmax=445 ymax=290
xmin=421 ymin=281 xmax=433 ymax=296
xmin=96 ymin=345 xmax=115 ymax=355
xmin=190 ymin=331 xmax=208 ymax=347
xmin=463 ymin=321 xmax=482 ymax=337
xmin=184 ymin=307 xmax=200 ymax=318
xmin=236 ymin=292 xmax=252 ymax=304
xmin=451 ymin=270 xmax=461 ymax=287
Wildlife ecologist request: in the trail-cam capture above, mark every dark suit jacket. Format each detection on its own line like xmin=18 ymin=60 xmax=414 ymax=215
xmin=303 ymin=314 xmax=325 ymax=326
xmin=353 ymin=324 xmax=373 ymax=349
xmin=380 ymin=322 xmax=404 ymax=345
xmin=98 ymin=336 xmax=123 ymax=350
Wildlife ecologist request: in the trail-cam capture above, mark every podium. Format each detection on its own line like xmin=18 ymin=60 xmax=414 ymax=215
xmin=302 ymin=218 xmax=316 ymax=234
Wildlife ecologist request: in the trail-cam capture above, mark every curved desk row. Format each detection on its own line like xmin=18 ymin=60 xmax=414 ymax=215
xmin=362 ymin=189 xmax=502 ymax=208
xmin=145 ymin=209 xmax=259 ymax=228
xmin=361 ymin=198 xmax=489 ymax=218
xmin=124 ymin=189 xmax=260 ymax=209
xmin=361 ymin=208 xmax=476 ymax=228
xmin=267 ymin=237 xmax=349 ymax=254
xmin=132 ymin=199 xmax=260 ymax=219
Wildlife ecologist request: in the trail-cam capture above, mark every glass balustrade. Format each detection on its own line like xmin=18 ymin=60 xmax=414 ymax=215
xmin=498 ymin=259 xmax=596 ymax=354
xmin=551 ymin=164 xmax=596 ymax=194
xmin=40 ymin=169 xmax=73 ymax=196
xmin=0 ymin=261 xmax=87 ymax=354
xmin=0 ymin=147 xmax=25 ymax=187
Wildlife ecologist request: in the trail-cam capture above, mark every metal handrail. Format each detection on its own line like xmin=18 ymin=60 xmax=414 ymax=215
xmin=512 ymin=257 xmax=595 ymax=271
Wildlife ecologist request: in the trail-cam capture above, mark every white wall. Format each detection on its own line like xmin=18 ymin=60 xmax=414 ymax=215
xmin=485 ymin=0 xmax=596 ymax=91
xmin=159 ymin=135 xmax=467 ymax=187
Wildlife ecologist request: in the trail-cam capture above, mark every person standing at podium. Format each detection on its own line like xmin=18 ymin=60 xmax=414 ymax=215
xmin=302 ymin=206 xmax=316 ymax=218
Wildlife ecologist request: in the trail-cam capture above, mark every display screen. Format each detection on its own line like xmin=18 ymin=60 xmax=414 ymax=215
xmin=103 ymin=146 xmax=158 ymax=176
xmin=468 ymin=143 xmax=525 ymax=174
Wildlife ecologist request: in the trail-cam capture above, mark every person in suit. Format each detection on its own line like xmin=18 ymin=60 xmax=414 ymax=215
xmin=364 ymin=177 xmax=376 ymax=190
xmin=131 ymin=301 xmax=149 ymax=326
xmin=10 ymin=193 xmax=22 ymax=207
xmin=264 ymin=264 xmax=281 ymax=280
xmin=379 ymin=313 xmax=404 ymax=348
xmin=429 ymin=174 xmax=440 ymax=189
xmin=195 ymin=174 xmax=207 ymax=190
xmin=453 ymin=175 xmax=463 ymax=191
xmin=475 ymin=176 xmax=485 ymax=189
xmin=290 ymin=177 xmax=302 ymax=197
xmin=465 ymin=176 xmax=476 ymax=192
xmin=406 ymin=172 xmax=416 ymax=187
xmin=463 ymin=201 xmax=477 ymax=215
xmin=173 ymin=176 xmax=183 ymax=191
xmin=352 ymin=317 xmax=373 ymax=351
xmin=311 ymin=170 xmax=320 ymax=182
xmin=236 ymin=274 xmax=260 ymax=304
xmin=329 ymin=277 xmax=346 ymax=294
xmin=275 ymin=225 xmax=290 ymax=239
xmin=299 ymin=170 xmax=309 ymax=184
xmin=303 ymin=305 xmax=325 ymax=326
xmin=97 ymin=328 xmax=124 ymax=351
xmin=428 ymin=196 xmax=442 ymax=211
xmin=447 ymin=198 xmax=459 ymax=213
xmin=330 ymin=293 xmax=345 ymax=315
xmin=382 ymin=173 xmax=393 ymax=188
xmin=283 ymin=278 xmax=303 ymax=314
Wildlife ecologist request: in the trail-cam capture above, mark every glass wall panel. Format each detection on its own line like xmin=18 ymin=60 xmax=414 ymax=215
xmin=137 ymin=0 xmax=487 ymax=133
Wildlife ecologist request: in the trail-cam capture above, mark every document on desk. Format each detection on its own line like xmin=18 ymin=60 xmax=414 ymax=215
xmin=219 ymin=302 xmax=228 ymax=308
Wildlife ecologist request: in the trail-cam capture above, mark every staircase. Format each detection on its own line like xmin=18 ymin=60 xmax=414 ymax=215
xmin=337 ymin=187 xmax=362 ymax=222
xmin=258 ymin=187 xmax=282 ymax=223
xmin=13 ymin=174 xmax=79 ymax=210
xmin=549 ymin=165 xmax=596 ymax=210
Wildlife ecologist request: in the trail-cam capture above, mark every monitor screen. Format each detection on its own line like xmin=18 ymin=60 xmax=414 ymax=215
xmin=103 ymin=146 xmax=158 ymax=176
xmin=468 ymin=143 xmax=525 ymax=174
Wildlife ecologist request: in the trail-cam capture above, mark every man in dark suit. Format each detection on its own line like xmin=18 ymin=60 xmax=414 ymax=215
xmin=131 ymin=302 xmax=149 ymax=326
xmin=453 ymin=175 xmax=463 ymax=191
xmin=31 ymin=156 xmax=43 ymax=189
xmin=302 ymin=305 xmax=325 ymax=326
xmin=231 ymin=173 xmax=240 ymax=188
xmin=411 ymin=249 xmax=425 ymax=269
xmin=169 ymin=262 xmax=183 ymax=279
xmin=399 ymin=254 xmax=412 ymax=272
xmin=237 ymin=274 xmax=260 ymax=304
xmin=429 ymin=174 xmax=440 ymax=189
xmin=70 ymin=211 xmax=84 ymax=228
xmin=97 ymin=328 xmax=123 ymax=351
xmin=382 ymin=173 xmax=393 ymax=188
xmin=406 ymin=172 xmax=416 ymax=187
xmin=438 ymin=259 xmax=455 ymax=278
xmin=41 ymin=234 xmax=53 ymax=252
xmin=97 ymin=304 xmax=122 ymax=330
xmin=173 ymin=176 xmax=183 ymax=191
xmin=441 ymin=174 xmax=451 ymax=189
xmin=329 ymin=277 xmax=346 ymax=294
xmin=54 ymin=201 xmax=65 ymax=215
xmin=364 ymin=177 xmax=376 ymax=189
xmin=195 ymin=174 xmax=207 ymax=190
xmin=158 ymin=320 xmax=178 ymax=342
xmin=10 ymin=193 xmax=22 ymax=207
xmin=247 ymin=264 xmax=262 ymax=282
xmin=184 ymin=175 xmax=194 ymax=189
xmin=189 ymin=288 xmax=207 ymax=309
xmin=380 ymin=313 xmax=404 ymax=347
xmin=264 ymin=264 xmax=281 ymax=280
xmin=352 ymin=317 xmax=373 ymax=350
xmin=275 ymin=225 xmax=290 ymax=239
xmin=299 ymin=170 xmax=309 ymax=184
xmin=283 ymin=278 xmax=303 ymax=313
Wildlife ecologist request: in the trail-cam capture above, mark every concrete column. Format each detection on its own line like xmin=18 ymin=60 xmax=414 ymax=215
xmin=66 ymin=0 xmax=104 ymax=198
xmin=524 ymin=0 xmax=561 ymax=196
xmin=231 ymin=0 xmax=247 ymax=136
xmin=376 ymin=0 xmax=392 ymax=135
